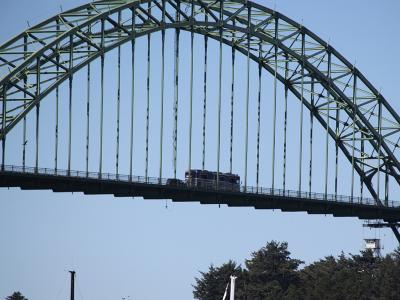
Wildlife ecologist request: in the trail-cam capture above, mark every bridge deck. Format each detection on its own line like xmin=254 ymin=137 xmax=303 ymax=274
xmin=1 ymin=165 xmax=400 ymax=222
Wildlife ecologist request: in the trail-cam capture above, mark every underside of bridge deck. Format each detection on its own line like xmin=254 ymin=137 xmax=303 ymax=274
xmin=1 ymin=171 xmax=399 ymax=223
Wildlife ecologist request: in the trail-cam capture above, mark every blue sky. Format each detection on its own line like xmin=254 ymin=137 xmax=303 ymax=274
xmin=1 ymin=1 xmax=400 ymax=299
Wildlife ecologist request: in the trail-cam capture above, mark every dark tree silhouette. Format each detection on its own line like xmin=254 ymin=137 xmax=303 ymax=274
xmin=193 ymin=243 xmax=400 ymax=300
xmin=193 ymin=260 xmax=244 ymax=300
xmin=5 ymin=292 xmax=28 ymax=300
xmin=244 ymin=241 xmax=303 ymax=300
xmin=193 ymin=241 xmax=303 ymax=300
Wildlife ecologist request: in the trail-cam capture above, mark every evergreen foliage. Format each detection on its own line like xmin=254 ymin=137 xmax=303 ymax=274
xmin=193 ymin=242 xmax=400 ymax=300
xmin=5 ymin=292 xmax=28 ymax=300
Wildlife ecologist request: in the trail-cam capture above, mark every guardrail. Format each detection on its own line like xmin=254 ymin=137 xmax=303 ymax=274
xmin=1 ymin=164 xmax=399 ymax=208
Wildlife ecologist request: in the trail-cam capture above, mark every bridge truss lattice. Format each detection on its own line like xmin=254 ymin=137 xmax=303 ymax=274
xmin=1 ymin=0 xmax=400 ymax=241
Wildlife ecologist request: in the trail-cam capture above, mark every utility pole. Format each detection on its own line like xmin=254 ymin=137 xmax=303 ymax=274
xmin=69 ymin=270 xmax=75 ymax=300
xmin=229 ymin=276 xmax=237 ymax=300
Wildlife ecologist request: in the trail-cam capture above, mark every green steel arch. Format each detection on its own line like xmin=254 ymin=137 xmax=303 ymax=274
xmin=1 ymin=0 xmax=399 ymax=237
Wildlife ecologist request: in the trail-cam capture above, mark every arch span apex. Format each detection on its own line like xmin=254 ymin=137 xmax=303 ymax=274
xmin=0 ymin=0 xmax=399 ymax=239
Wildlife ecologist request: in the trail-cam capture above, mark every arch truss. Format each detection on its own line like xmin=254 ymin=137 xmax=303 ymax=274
xmin=0 ymin=0 xmax=400 ymax=240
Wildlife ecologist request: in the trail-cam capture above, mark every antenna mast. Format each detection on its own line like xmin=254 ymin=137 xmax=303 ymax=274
xmin=69 ymin=270 xmax=75 ymax=300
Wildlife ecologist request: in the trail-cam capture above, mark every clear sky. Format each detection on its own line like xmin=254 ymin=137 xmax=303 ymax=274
xmin=1 ymin=1 xmax=400 ymax=300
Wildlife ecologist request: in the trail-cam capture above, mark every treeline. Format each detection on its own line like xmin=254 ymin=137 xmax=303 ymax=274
xmin=193 ymin=241 xmax=400 ymax=300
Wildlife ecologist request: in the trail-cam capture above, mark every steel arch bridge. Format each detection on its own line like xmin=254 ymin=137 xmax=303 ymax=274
xmin=1 ymin=0 xmax=400 ymax=242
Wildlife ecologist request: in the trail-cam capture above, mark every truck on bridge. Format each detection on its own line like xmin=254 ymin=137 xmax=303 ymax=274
xmin=166 ymin=169 xmax=241 ymax=192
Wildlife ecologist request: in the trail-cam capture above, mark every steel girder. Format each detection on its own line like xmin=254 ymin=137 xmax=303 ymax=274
xmin=0 ymin=0 xmax=399 ymax=237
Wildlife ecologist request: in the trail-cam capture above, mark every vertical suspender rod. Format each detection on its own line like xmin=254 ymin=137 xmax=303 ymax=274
xmin=116 ymin=11 xmax=122 ymax=177
xmin=86 ymin=24 xmax=91 ymax=175
xmin=35 ymin=57 xmax=40 ymax=172
xmin=360 ymin=133 xmax=364 ymax=200
xmin=298 ymin=33 xmax=305 ymax=193
xmin=217 ymin=0 xmax=223 ymax=189
xmin=173 ymin=0 xmax=181 ymax=179
xmin=145 ymin=3 xmax=151 ymax=181
xmin=55 ymin=26 xmax=59 ymax=171
xmin=283 ymin=56 xmax=289 ymax=192
xmin=334 ymin=85 xmax=340 ymax=197
xmin=244 ymin=4 xmax=251 ymax=190
xmin=324 ymin=52 xmax=331 ymax=198
xmin=271 ymin=16 xmax=278 ymax=190
xmin=385 ymin=172 xmax=389 ymax=206
xmin=256 ymin=44 xmax=262 ymax=191
xmin=23 ymin=35 xmax=28 ymax=170
xmin=202 ymin=15 xmax=208 ymax=171
xmin=309 ymin=77 xmax=314 ymax=195
xmin=377 ymin=95 xmax=383 ymax=202
xmin=159 ymin=0 xmax=166 ymax=181
xmin=229 ymin=20 xmax=235 ymax=174
xmin=351 ymin=74 xmax=357 ymax=200
xmin=68 ymin=35 xmax=73 ymax=174
xmin=1 ymin=83 xmax=6 ymax=170
xmin=129 ymin=10 xmax=136 ymax=180
xmin=99 ymin=19 xmax=105 ymax=177
xmin=188 ymin=0 xmax=194 ymax=173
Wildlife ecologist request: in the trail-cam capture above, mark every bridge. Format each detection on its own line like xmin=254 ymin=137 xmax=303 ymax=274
xmin=1 ymin=0 xmax=400 ymax=243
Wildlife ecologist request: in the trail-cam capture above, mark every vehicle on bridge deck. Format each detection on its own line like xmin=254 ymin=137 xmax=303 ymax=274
xmin=184 ymin=169 xmax=241 ymax=192
xmin=165 ymin=178 xmax=186 ymax=187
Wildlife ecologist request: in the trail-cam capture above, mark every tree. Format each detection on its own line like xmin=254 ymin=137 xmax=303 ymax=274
xmin=298 ymin=250 xmax=383 ymax=300
xmin=5 ymin=292 xmax=28 ymax=300
xmin=193 ymin=241 xmax=303 ymax=300
xmin=245 ymin=241 xmax=303 ymax=300
xmin=375 ymin=247 xmax=400 ymax=300
xmin=193 ymin=260 xmax=244 ymax=300
xmin=193 ymin=242 xmax=400 ymax=300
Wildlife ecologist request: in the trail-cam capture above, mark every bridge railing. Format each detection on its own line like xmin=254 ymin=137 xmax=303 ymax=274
xmin=1 ymin=164 xmax=398 ymax=208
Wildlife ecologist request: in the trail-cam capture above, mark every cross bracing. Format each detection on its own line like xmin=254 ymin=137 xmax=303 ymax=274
xmin=0 ymin=0 xmax=400 ymax=242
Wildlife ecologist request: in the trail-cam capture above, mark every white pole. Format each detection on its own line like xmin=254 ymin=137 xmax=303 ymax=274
xmin=222 ymin=280 xmax=229 ymax=300
xmin=229 ymin=276 xmax=237 ymax=300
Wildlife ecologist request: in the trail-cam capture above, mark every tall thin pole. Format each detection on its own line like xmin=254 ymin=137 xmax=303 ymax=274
xmin=256 ymin=44 xmax=262 ymax=191
xmin=173 ymin=0 xmax=180 ymax=179
xmin=35 ymin=57 xmax=40 ymax=173
xmin=385 ymin=171 xmax=389 ymax=206
xmin=335 ymin=102 xmax=340 ymax=197
xmin=68 ymin=35 xmax=73 ymax=175
xmin=54 ymin=27 xmax=59 ymax=171
xmin=334 ymin=59 xmax=341 ymax=198
xmin=129 ymin=11 xmax=136 ymax=180
xmin=145 ymin=3 xmax=151 ymax=181
xmin=283 ymin=56 xmax=288 ymax=191
xmin=1 ymin=83 xmax=6 ymax=170
xmin=23 ymin=35 xmax=28 ymax=170
xmin=217 ymin=0 xmax=223 ymax=189
xmin=159 ymin=0 xmax=166 ymax=181
xmin=360 ymin=133 xmax=364 ymax=199
xmin=229 ymin=276 xmax=237 ymax=300
xmin=308 ymin=78 xmax=314 ymax=195
xmin=69 ymin=271 xmax=75 ymax=300
xmin=244 ymin=5 xmax=251 ymax=190
xmin=202 ymin=15 xmax=208 ymax=171
xmin=188 ymin=0 xmax=194 ymax=173
xmin=271 ymin=17 xmax=278 ymax=191
xmin=86 ymin=24 xmax=91 ymax=176
xmin=229 ymin=20 xmax=235 ymax=174
xmin=377 ymin=95 xmax=382 ymax=202
xmin=351 ymin=74 xmax=357 ymax=200
xmin=116 ymin=11 xmax=122 ymax=177
xmin=99 ymin=19 xmax=105 ymax=177
xmin=298 ymin=33 xmax=305 ymax=193
xmin=324 ymin=52 xmax=331 ymax=198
